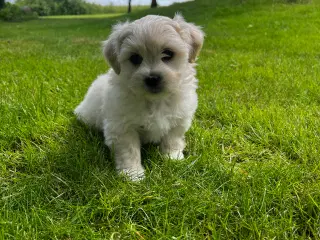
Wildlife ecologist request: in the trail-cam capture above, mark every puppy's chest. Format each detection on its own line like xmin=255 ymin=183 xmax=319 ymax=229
xmin=138 ymin=102 xmax=180 ymax=143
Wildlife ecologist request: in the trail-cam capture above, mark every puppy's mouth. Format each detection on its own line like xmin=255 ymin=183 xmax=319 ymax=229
xmin=145 ymin=85 xmax=163 ymax=94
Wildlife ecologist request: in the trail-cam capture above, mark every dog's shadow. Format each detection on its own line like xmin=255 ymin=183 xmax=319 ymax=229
xmin=45 ymin=118 xmax=111 ymax=186
xmin=48 ymin=117 xmax=158 ymax=186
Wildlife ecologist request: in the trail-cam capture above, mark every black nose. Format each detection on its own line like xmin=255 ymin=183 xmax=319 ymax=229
xmin=144 ymin=74 xmax=163 ymax=93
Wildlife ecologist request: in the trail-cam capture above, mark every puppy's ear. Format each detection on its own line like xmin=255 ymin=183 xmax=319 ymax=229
xmin=173 ymin=13 xmax=204 ymax=63
xmin=103 ymin=22 xmax=130 ymax=74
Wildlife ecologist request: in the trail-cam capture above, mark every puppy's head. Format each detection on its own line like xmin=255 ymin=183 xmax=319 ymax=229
xmin=103 ymin=14 xmax=204 ymax=97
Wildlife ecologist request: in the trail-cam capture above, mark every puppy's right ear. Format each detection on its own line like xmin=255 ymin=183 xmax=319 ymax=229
xmin=103 ymin=22 xmax=130 ymax=75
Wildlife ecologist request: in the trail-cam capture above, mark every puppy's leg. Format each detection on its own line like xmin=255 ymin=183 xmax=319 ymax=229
xmin=160 ymin=126 xmax=187 ymax=160
xmin=108 ymin=130 xmax=145 ymax=181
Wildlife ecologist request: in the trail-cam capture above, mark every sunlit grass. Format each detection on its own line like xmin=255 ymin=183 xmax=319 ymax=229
xmin=0 ymin=0 xmax=320 ymax=239
xmin=41 ymin=13 xmax=124 ymax=19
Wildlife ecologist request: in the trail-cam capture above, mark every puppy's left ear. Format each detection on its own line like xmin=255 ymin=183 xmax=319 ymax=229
xmin=173 ymin=14 xmax=205 ymax=63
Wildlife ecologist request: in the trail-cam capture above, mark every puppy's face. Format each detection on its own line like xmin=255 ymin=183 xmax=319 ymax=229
xmin=103 ymin=15 xmax=204 ymax=98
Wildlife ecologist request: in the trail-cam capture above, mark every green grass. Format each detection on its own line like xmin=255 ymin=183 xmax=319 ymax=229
xmin=1 ymin=0 xmax=320 ymax=239
xmin=40 ymin=5 xmax=149 ymax=19
xmin=41 ymin=13 xmax=124 ymax=19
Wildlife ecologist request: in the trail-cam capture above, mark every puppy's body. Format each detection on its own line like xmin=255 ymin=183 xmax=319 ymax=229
xmin=75 ymin=15 xmax=204 ymax=180
xmin=76 ymin=68 xmax=198 ymax=143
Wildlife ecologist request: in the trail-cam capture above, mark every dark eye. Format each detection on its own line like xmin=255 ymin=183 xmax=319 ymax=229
xmin=129 ymin=54 xmax=143 ymax=65
xmin=162 ymin=49 xmax=174 ymax=62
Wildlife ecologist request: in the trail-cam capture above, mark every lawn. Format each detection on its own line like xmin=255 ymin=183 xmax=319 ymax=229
xmin=41 ymin=13 xmax=124 ymax=19
xmin=1 ymin=0 xmax=320 ymax=239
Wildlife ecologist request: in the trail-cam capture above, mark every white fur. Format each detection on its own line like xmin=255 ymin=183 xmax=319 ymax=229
xmin=74 ymin=14 xmax=204 ymax=180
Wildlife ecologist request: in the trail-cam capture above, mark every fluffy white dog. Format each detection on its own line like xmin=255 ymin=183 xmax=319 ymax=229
xmin=74 ymin=14 xmax=204 ymax=180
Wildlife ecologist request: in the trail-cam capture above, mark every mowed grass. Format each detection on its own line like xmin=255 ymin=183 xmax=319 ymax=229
xmin=41 ymin=5 xmax=149 ymax=19
xmin=41 ymin=13 xmax=124 ymax=19
xmin=1 ymin=0 xmax=320 ymax=238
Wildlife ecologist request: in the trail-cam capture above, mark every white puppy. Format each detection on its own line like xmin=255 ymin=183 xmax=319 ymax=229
xmin=74 ymin=14 xmax=204 ymax=180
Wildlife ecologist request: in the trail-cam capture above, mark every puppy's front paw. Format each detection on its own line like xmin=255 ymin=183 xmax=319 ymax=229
xmin=167 ymin=150 xmax=184 ymax=160
xmin=118 ymin=166 xmax=145 ymax=181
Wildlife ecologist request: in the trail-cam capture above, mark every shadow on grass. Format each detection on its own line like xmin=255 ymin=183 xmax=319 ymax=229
xmin=46 ymin=116 xmax=159 ymax=186
xmin=49 ymin=118 xmax=113 ymax=182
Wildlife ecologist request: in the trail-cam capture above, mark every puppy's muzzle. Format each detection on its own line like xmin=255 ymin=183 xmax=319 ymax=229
xmin=144 ymin=74 xmax=163 ymax=93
